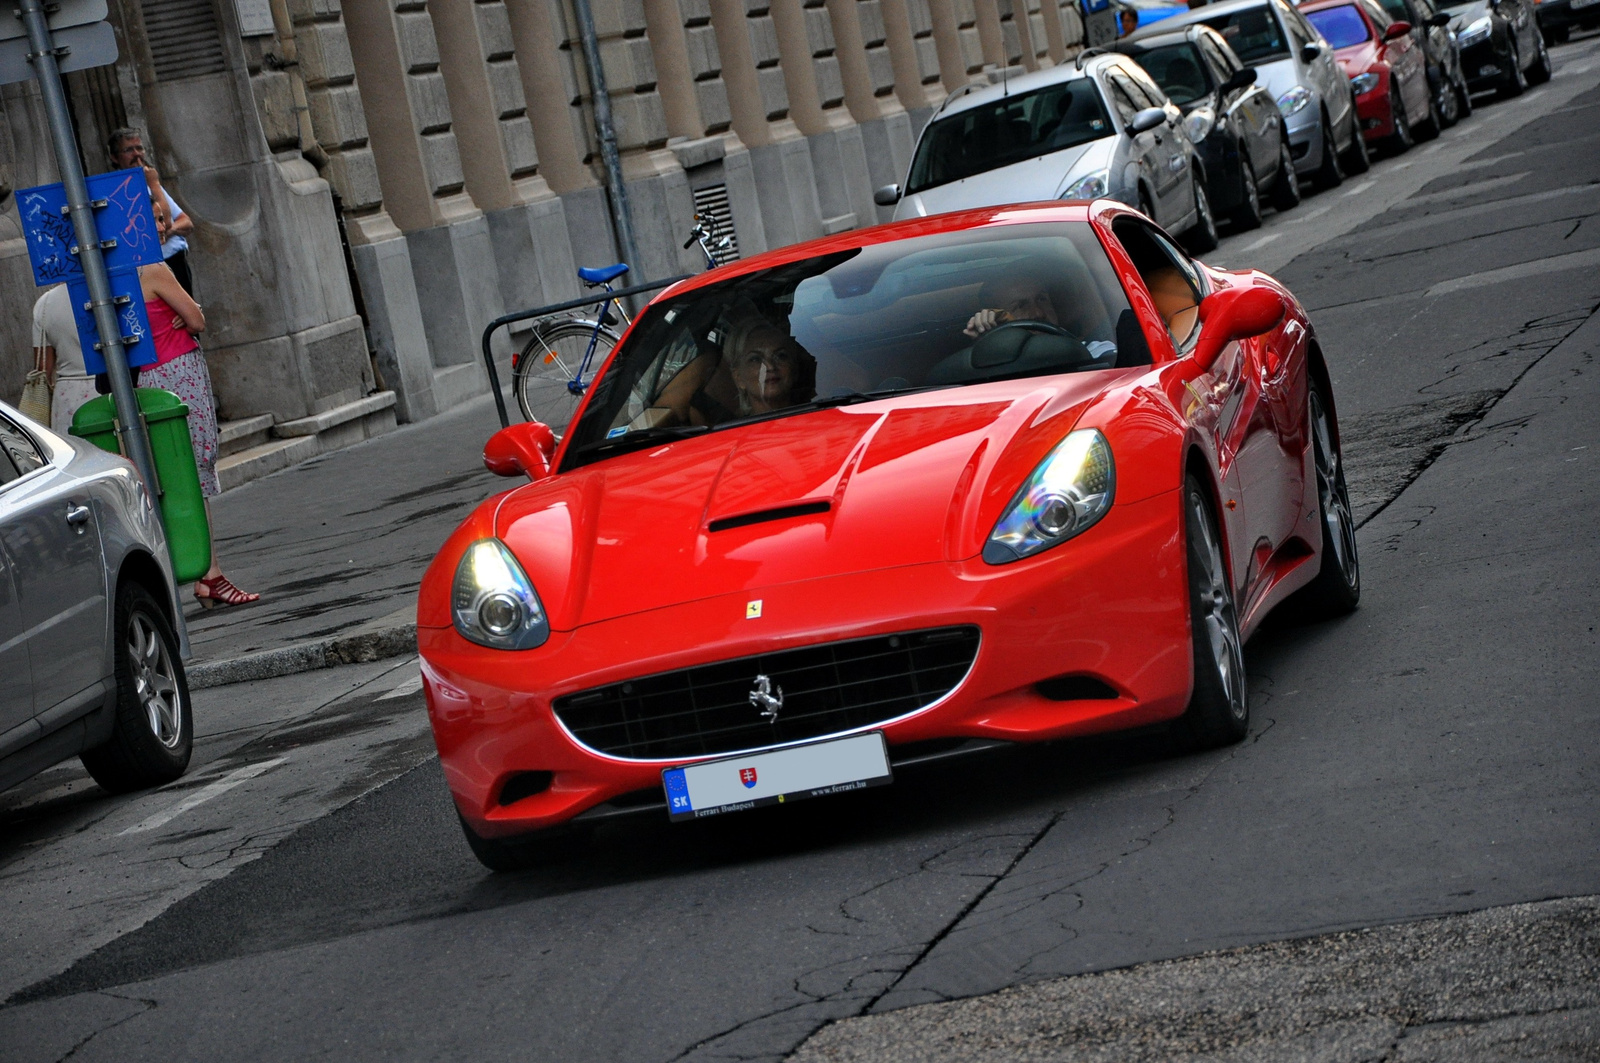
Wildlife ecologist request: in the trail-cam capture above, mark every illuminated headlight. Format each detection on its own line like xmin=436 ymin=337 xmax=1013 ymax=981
xmin=1062 ymin=170 xmax=1109 ymax=200
xmin=452 ymin=539 xmax=550 ymax=650
xmin=1183 ymin=106 xmax=1216 ymax=143
xmin=1349 ymin=71 xmax=1381 ymax=95
xmin=984 ymin=429 xmax=1116 ymax=564
xmin=1456 ymin=15 xmax=1491 ymax=46
xmin=1276 ymin=85 xmax=1314 ymax=116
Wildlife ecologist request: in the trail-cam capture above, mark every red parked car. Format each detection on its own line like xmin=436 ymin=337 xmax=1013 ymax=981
xmin=1302 ymin=0 xmax=1438 ymax=152
xmin=418 ymin=202 xmax=1360 ymax=870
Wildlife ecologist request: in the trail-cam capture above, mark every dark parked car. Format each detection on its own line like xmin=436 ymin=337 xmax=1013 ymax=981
xmin=1534 ymin=0 xmax=1600 ymax=44
xmin=1366 ymin=0 xmax=1473 ymax=125
xmin=1117 ymin=23 xmax=1301 ymax=229
xmin=1445 ymin=0 xmax=1550 ymax=96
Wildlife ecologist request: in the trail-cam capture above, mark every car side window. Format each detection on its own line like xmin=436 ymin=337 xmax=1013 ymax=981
xmin=1112 ymin=217 xmax=1207 ymax=350
xmin=1124 ymin=63 xmax=1172 ymax=108
xmin=1360 ymin=0 xmax=1397 ymax=29
xmin=1376 ymin=0 xmax=1411 ymax=21
xmin=1197 ymin=35 xmax=1237 ymax=83
xmin=1104 ymin=75 xmax=1142 ymax=124
xmin=0 ymin=442 xmax=17 ymax=485
xmin=0 ymin=415 xmax=45 ymax=480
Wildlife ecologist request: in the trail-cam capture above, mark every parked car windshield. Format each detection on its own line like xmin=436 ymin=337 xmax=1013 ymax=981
xmin=1201 ymin=5 xmax=1292 ymax=63
xmin=905 ymin=80 xmax=1112 ymax=195
xmin=561 ymin=225 xmax=1140 ymax=469
xmin=1305 ymin=5 xmax=1372 ymax=46
xmin=1130 ymin=43 xmax=1216 ymax=104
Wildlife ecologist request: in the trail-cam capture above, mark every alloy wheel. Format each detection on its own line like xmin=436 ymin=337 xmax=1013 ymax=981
xmin=1311 ymin=390 xmax=1358 ymax=590
xmin=1388 ymin=87 xmax=1412 ymax=153
xmin=1189 ymin=490 xmax=1246 ymax=723
xmin=129 ymin=611 xmax=184 ymax=748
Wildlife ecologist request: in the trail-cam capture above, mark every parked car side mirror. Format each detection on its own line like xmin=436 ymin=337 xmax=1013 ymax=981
xmin=1191 ymin=285 xmax=1288 ymax=372
xmin=1427 ymin=11 xmax=1452 ymax=26
xmin=1299 ymin=42 xmax=1323 ymax=63
xmin=1383 ymin=19 xmax=1413 ymax=39
xmin=1222 ymin=66 xmax=1258 ymax=92
xmin=484 ymin=421 xmax=556 ymax=480
xmin=1129 ymin=107 xmax=1168 ymax=134
xmin=873 ymin=183 xmax=902 ymax=206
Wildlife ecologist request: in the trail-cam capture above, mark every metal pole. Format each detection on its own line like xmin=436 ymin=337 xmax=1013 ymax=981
xmin=16 ymin=0 xmax=160 ymax=500
xmin=570 ymin=0 xmax=641 ymax=282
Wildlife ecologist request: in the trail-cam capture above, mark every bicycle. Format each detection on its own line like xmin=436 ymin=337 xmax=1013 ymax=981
xmin=511 ymin=213 xmax=735 ymax=426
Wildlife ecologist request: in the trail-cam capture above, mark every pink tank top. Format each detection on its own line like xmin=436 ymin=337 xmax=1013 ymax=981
xmin=145 ymin=297 xmax=199 ymax=366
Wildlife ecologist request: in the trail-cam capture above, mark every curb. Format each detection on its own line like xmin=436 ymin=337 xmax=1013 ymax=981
xmin=187 ymin=608 xmax=417 ymax=690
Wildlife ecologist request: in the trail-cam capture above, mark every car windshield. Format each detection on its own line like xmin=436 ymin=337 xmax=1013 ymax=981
xmin=1132 ymin=43 xmax=1216 ymax=104
xmin=561 ymin=224 xmax=1141 ymax=469
xmin=1305 ymin=5 xmax=1372 ymax=46
xmin=905 ymin=80 xmax=1112 ymax=195
xmin=1201 ymin=6 xmax=1291 ymax=63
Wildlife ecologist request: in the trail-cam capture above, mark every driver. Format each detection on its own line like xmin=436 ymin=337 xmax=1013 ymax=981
xmin=964 ymin=276 xmax=1060 ymax=338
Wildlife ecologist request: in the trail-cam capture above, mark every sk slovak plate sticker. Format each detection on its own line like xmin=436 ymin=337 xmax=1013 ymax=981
xmin=662 ymin=732 xmax=892 ymax=821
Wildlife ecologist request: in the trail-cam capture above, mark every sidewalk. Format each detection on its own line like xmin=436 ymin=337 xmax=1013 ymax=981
xmin=181 ymin=393 xmax=508 ymax=686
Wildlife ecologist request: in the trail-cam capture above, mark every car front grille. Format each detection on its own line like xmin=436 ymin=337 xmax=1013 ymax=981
xmin=552 ymin=626 xmax=982 ymax=760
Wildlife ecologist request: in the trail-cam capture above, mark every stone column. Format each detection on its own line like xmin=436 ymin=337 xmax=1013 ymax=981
xmin=826 ymin=0 xmax=914 ymax=220
xmin=880 ymin=0 xmax=946 ymax=119
xmin=929 ymin=0 xmax=987 ymax=82
xmin=343 ymin=0 xmax=506 ymax=407
xmin=708 ymin=0 xmax=825 ymax=249
xmin=431 ymin=0 xmax=578 ymax=318
xmin=1036 ymin=0 xmax=1068 ymax=63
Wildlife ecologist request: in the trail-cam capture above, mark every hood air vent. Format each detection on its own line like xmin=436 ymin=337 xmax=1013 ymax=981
xmin=708 ymin=501 xmax=830 ymax=533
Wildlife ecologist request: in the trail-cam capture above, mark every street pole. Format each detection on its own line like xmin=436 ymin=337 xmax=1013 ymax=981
xmin=16 ymin=0 xmax=161 ymax=501
xmin=570 ymin=0 xmax=641 ymax=288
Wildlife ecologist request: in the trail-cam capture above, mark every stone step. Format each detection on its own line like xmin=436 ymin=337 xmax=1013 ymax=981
xmin=215 ymin=435 xmax=318 ymax=494
xmin=217 ymin=414 xmax=275 ymax=458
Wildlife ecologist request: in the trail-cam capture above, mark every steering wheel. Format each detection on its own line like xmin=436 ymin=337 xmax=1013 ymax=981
xmin=983 ymin=319 xmax=1077 ymax=340
xmin=971 ymin=319 xmax=1087 ymax=370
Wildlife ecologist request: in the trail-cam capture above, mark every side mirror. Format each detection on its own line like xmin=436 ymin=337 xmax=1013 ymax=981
xmin=873 ymin=183 xmax=902 ymax=206
xmin=1383 ymin=19 xmax=1413 ymax=39
xmin=1427 ymin=11 xmax=1452 ymax=26
xmin=1190 ymin=285 xmax=1287 ymax=372
xmin=1129 ymin=106 xmax=1168 ymax=134
xmin=484 ymin=421 xmax=557 ymax=480
xmin=1222 ymin=66 xmax=1258 ymax=92
xmin=1299 ymin=41 xmax=1323 ymax=63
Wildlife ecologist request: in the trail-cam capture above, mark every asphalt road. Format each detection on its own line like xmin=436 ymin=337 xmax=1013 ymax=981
xmin=3 ymin=35 xmax=1598 ymax=1063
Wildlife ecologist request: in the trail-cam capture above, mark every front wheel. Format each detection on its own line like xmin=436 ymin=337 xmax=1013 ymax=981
xmin=1341 ymin=101 xmax=1372 ymax=174
xmin=1413 ymin=86 xmax=1441 ymax=142
xmin=80 ymin=583 xmax=192 ymax=793
xmin=1314 ymin=114 xmax=1345 ymax=190
xmin=514 ymin=320 xmax=619 ymax=429
xmin=1293 ymin=384 xmax=1361 ymax=618
xmin=1169 ymin=478 xmax=1249 ymax=752
xmin=1270 ymin=136 xmax=1302 ymax=211
xmin=1527 ymin=30 xmax=1552 ymax=84
xmin=1499 ymin=39 xmax=1527 ymax=97
xmin=1386 ymin=85 xmax=1414 ymax=154
xmin=1455 ymin=70 xmax=1474 ymax=118
xmin=1184 ymin=179 xmax=1220 ymax=253
xmin=1231 ymin=159 xmax=1263 ymax=231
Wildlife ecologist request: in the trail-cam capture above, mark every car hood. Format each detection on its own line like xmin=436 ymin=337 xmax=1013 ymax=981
xmin=1335 ymin=40 xmax=1381 ymax=74
xmin=895 ymin=140 xmax=1109 ymax=219
xmin=496 ymin=377 xmax=1113 ymax=629
xmin=1442 ymin=0 xmax=1488 ymax=28
xmin=1250 ymin=57 xmax=1304 ymax=102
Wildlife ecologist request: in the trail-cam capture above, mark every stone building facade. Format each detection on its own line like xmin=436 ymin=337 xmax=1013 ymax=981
xmin=1 ymin=0 xmax=1091 ymax=475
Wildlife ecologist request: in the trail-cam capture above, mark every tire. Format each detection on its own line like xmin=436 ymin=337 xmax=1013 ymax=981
xmin=1435 ymin=73 xmax=1460 ymax=129
xmin=513 ymin=320 xmax=619 ymax=430
xmin=1230 ymin=159 xmax=1263 ymax=231
xmin=1386 ymin=85 xmax=1414 ymax=154
xmin=1499 ymin=39 xmax=1527 ymax=97
xmin=1314 ymin=113 xmax=1344 ymax=190
xmin=1169 ymin=477 xmax=1249 ymax=751
xmin=1292 ymin=383 xmax=1361 ymax=618
xmin=1341 ymin=101 xmax=1372 ymax=173
xmin=1455 ymin=70 xmax=1474 ymax=117
xmin=1526 ymin=30 xmax=1552 ymax=84
xmin=80 ymin=583 xmax=192 ymax=793
xmin=1184 ymin=179 xmax=1220 ymax=253
xmin=1270 ymin=136 xmax=1302 ymax=211
xmin=1138 ymin=188 xmax=1155 ymax=220
xmin=459 ymin=812 xmax=589 ymax=872
xmin=1413 ymin=86 xmax=1442 ymax=141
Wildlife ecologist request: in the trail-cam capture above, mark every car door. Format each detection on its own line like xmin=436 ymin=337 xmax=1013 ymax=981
xmin=0 ymin=413 xmax=110 ymax=720
xmin=1203 ymin=32 xmax=1278 ymax=180
xmin=0 ymin=448 xmax=35 ymax=742
xmin=1110 ymin=68 xmax=1187 ymax=226
xmin=1366 ymin=0 xmax=1430 ymax=120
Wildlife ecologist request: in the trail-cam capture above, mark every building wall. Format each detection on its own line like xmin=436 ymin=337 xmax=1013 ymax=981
xmin=2 ymin=0 xmax=1089 ymax=419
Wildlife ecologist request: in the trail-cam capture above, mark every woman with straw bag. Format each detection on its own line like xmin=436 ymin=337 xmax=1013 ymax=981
xmin=27 ymin=284 xmax=99 ymax=430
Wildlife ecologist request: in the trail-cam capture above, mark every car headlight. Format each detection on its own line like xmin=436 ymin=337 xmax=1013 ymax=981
xmin=1182 ymin=106 xmax=1216 ymax=143
xmin=1062 ymin=170 xmax=1109 ymax=200
xmin=984 ymin=429 xmax=1115 ymax=565
xmin=1276 ymin=85 xmax=1314 ymax=116
xmin=452 ymin=538 xmax=550 ymax=650
xmin=1456 ymin=15 xmax=1491 ymax=46
xmin=1349 ymin=71 xmax=1380 ymax=95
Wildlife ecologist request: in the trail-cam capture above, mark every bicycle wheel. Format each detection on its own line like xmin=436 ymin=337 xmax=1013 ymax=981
xmin=514 ymin=320 xmax=619 ymax=430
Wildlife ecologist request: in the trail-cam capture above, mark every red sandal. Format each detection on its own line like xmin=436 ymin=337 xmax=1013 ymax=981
xmin=194 ymin=574 xmax=260 ymax=608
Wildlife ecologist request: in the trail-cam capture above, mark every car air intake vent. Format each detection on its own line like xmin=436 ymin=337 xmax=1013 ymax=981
xmin=708 ymin=501 xmax=830 ymax=532
xmin=553 ymin=626 xmax=981 ymax=760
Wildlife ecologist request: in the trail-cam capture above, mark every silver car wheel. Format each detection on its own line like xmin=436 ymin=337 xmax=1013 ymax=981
xmin=1189 ymin=490 xmax=1246 ymax=723
xmin=130 ymin=612 xmax=184 ymax=748
xmin=1311 ymin=390 xmax=1358 ymax=589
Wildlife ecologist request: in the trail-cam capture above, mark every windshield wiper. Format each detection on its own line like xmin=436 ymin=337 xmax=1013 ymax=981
xmin=569 ymin=424 xmax=709 ymax=461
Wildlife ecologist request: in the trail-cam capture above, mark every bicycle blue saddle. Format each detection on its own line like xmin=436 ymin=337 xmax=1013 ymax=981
xmin=578 ymin=263 xmax=630 ymax=285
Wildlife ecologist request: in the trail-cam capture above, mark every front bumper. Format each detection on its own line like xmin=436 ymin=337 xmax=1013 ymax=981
xmin=1285 ymin=106 xmax=1324 ymax=175
xmin=1459 ymin=36 xmax=1511 ymax=89
xmin=1354 ymin=75 xmax=1395 ymax=140
xmin=422 ymin=489 xmax=1193 ymax=839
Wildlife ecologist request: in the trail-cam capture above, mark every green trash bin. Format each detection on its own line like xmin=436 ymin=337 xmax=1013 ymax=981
xmin=71 ymin=389 xmax=213 ymax=583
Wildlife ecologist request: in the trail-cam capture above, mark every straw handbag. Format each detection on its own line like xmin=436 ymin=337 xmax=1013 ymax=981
xmin=19 ymin=347 xmax=52 ymax=427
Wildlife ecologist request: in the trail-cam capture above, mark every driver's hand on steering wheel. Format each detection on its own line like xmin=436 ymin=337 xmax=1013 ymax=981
xmin=964 ymin=308 xmax=1014 ymax=338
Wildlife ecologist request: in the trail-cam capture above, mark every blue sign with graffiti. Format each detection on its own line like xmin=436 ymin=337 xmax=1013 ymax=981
xmin=17 ymin=168 xmax=162 ymax=373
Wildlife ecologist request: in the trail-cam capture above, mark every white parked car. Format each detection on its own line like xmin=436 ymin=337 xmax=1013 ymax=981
xmin=876 ymin=52 xmax=1220 ymax=251
xmin=0 ymin=400 xmax=192 ymax=794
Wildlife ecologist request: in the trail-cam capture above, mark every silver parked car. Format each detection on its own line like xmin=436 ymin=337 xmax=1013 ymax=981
xmin=877 ymin=52 xmax=1221 ymax=253
xmin=1 ymin=400 xmax=192 ymax=794
xmin=1136 ymin=0 xmax=1370 ymax=188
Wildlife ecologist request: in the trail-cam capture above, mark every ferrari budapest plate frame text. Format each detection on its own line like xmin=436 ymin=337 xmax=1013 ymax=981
xmin=661 ymin=732 xmax=893 ymax=821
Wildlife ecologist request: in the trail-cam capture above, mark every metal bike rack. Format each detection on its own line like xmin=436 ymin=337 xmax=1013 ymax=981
xmin=480 ymin=274 xmax=691 ymax=429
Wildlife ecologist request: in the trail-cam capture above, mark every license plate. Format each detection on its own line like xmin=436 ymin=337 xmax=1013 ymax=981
xmin=1479 ymin=64 xmax=1500 ymax=76
xmin=662 ymin=732 xmax=892 ymax=821
xmin=1574 ymin=0 xmax=1597 ymax=10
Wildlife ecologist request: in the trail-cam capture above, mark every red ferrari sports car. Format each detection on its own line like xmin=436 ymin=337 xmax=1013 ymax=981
xmin=418 ymin=201 xmax=1360 ymax=870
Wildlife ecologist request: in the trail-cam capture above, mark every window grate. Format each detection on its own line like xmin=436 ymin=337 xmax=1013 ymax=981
xmin=690 ymin=182 xmax=740 ymax=265
xmin=141 ymin=0 xmax=227 ymax=81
